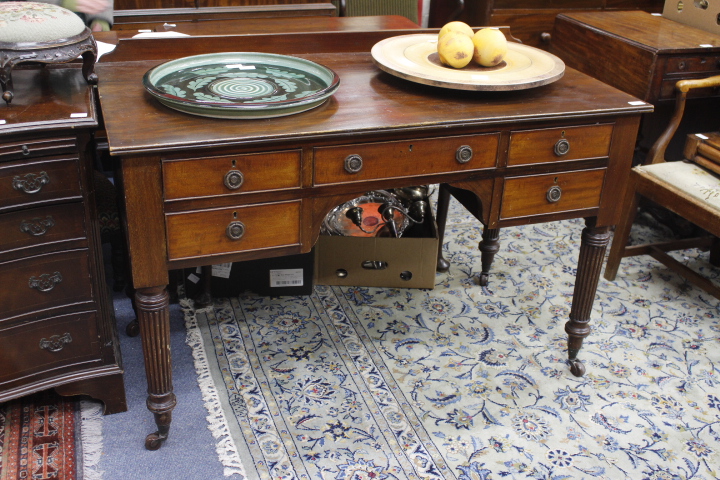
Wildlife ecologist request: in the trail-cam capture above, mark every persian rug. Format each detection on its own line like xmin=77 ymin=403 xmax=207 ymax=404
xmin=183 ymin=199 xmax=720 ymax=480
xmin=0 ymin=391 xmax=104 ymax=480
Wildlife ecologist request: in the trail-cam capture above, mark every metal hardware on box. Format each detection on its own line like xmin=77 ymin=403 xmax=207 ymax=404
xmin=362 ymin=260 xmax=388 ymax=270
xmin=12 ymin=171 xmax=50 ymax=194
xmin=20 ymin=215 xmax=55 ymax=236
xmin=344 ymin=154 xmax=363 ymax=173
xmin=546 ymin=185 xmax=562 ymax=203
xmin=28 ymin=271 xmax=63 ymax=292
xmin=223 ymin=169 xmax=244 ymax=190
xmin=456 ymin=145 xmax=473 ymax=163
xmin=22 ymin=144 xmax=30 ymax=156
xmin=226 ymin=220 xmax=245 ymax=240
xmin=39 ymin=332 xmax=72 ymax=353
xmin=554 ymin=139 xmax=570 ymax=156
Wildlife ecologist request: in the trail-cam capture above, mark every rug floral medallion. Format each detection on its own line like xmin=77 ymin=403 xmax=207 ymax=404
xmin=185 ymin=203 xmax=720 ymax=480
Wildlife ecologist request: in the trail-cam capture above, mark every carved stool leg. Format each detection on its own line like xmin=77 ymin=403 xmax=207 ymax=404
xmin=435 ymin=183 xmax=451 ymax=272
xmin=81 ymin=50 xmax=98 ymax=84
xmin=136 ymin=286 xmax=176 ymax=450
xmin=565 ymin=218 xmax=611 ymax=377
xmin=478 ymin=227 xmax=500 ymax=286
xmin=0 ymin=67 xmax=14 ymax=104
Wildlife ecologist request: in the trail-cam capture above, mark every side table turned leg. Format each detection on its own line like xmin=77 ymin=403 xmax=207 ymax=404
xmin=565 ymin=218 xmax=611 ymax=377
xmin=478 ymin=227 xmax=500 ymax=286
xmin=136 ymin=286 xmax=176 ymax=450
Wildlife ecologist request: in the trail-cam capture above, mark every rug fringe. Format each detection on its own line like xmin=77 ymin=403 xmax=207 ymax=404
xmin=79 ymin=400 xmax=104 ymax=480
xmin=181 ymin=298 xmax=247 ymax=478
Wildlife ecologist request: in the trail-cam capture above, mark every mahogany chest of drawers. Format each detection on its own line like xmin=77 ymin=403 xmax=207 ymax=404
xmin=0 ymin=68 xmax=126 ymax=414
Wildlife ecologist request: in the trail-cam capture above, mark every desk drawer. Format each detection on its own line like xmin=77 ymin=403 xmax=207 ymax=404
xmin=508 ymin=124 xmax=613 ymax=166
xmin=500 ymin=168 xmax=605 ymax=220
xmin=0 ymin=158 xmax=81 ymax=212
xmin=663 ymin=55 xmax=720 ymax=75
xmin=163 ymin=150 xmax=302 ymax=200
xmin=0 ymin=311 xmax=100 ymax=386
xmin=313 ymin=134 xmax=498 ymax=185
xmin=0 ymin=203 xmax=86 ymax=256
xmin=0 ymin=136 xmax=77 ymax=163
xmin=0 ymin=249 xmax=93 ymax=322
xmin=166 ymin=200 xmax=301 ymax=260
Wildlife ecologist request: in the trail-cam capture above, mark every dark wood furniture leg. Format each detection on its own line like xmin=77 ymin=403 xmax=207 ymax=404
xmin=136 ymin=286 xmax=176 ymax=450
xmin=478 ymin=228 xmax=500 ymax=286
xmin=435 ymin=183 xmax=451 ymax=272
xmin=565 ymin=217 xmax=611 ymax=377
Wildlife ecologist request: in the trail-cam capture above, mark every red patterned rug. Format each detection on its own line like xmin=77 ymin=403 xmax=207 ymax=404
xmin=0 ymin=391 xmax=102 ymax=480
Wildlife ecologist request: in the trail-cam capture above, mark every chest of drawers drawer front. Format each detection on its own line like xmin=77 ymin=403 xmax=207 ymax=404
xmin=1 ymin=158 xmax=81 ymax=212
xmin=0 ymin=311 xmax=100 ymax=385
xmin=0 ymin=203 xmax=86 ymax=256
xmin=507 ymin=124 xmax=613 ymax=166
xmin=663 ymin=55 xmax=720 ymax=75
xmin=500 ymin=168 xmax=606 ymax=220
xmin=313 ymin=134 xmax=499 ymax=185
xmin=0 ymin=136 xmax=77 ymax=163
xmin=166 ymin=200 xmax=301 ymax=260
xmin=0 ymin=249 xmax=93 ymax=321
xmin=163 ymin=150 xmax=302 ymax=200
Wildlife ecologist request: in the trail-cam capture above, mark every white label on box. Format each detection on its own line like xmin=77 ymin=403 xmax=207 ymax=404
xmin=270 ymin=269 xmax=304 ymax=288
xmin=696 ymin=133 xmax=709 ymax=140
xmin=212 ymin=263 xmax=232 ymax=279
xmin=187 ymin=273 xmax=200 ymax=284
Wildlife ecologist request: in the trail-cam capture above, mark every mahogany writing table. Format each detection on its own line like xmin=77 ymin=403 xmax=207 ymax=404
xmin=96 ymin=30 xmax=652 ymax=449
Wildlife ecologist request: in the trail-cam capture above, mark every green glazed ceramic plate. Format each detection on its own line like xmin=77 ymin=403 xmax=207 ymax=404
xmin=143 ymin=52 xmax=340 ymax=119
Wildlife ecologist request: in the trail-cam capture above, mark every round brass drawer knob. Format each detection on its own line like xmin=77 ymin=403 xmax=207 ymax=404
xmin=223 ymin=169 xmax=244 ymax=190
xmin=226 ymin=221 xmax=246 ymax=240
xmin=546 ymin=185 xmax=562 ymax=203
xmin=554 ymin=139 xmax=570 ymax=156
xmin=456 ymin=145 xmax=473 ymax=164
xmin=344 ymin=154 xmax=363 ymax=174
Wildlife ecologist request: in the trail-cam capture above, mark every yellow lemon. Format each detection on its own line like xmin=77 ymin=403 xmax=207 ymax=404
xmin=438 ymin=21 xmax=474 ymax=41
xmin=437 ymin=31 xmax=475 ymax=69
xmin=472 ymin=28 xmax=508 ymax=67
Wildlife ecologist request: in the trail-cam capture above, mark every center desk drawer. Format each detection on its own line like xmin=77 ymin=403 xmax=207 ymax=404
xmin=166 ymin=200 xmax=301 ymax=260
xmin=508 ymin=124 xmax=613 ymax=166
xmin=500 ymin=168 xmax=606 ymax=220
xmin=163 ymin=150 xmax=301 ymax=200
xmin=313 ymin=134 xmax=499 ymax=185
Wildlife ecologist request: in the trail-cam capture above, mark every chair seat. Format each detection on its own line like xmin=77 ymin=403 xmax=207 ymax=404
xmin=635 ymin=161 xmax=720 ymax=215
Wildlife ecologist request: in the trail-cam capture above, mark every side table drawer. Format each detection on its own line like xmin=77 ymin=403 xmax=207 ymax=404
xmin=0 ymin=311 xmax=100 ymax=386
xmin=0 ymin=158 xmax=81 ymax=212
xmin=163 ymin=150 xmax=302 ymax=200
xmin=508 ymin=124 xmax=613 ymax=166
xmin=0 ymin=136 xmax=76 ymax=163
xmin=0 ymin=203 xmax=86 ymax=256
xmin=500 ymin=168 xmax=606 ymax=220
xmin=0 ymin=249 xmax=93 ymax=321
xmin=313 ymin=134 xmax=499 ymax=185
xmin=166 ymin=200 xmax=301 ymax=260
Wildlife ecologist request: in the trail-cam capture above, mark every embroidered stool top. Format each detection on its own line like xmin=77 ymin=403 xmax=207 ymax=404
xmin=0 ymin=1 xmax=97 ymax=104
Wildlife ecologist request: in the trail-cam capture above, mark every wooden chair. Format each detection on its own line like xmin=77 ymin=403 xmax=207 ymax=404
xmin=604 ymin=74 xmax=720 ymax=298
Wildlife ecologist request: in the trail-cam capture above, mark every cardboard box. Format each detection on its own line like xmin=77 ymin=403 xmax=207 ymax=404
xmin=314 ymin=214 xmax=438 ymax=289
xmin=663 ymin=0 xmax=720 ymax=35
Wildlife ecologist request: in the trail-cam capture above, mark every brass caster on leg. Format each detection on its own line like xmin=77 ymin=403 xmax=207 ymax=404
xmin=568 ymin=358 xmax=586 ymax=377
xmin=125 ymin=319 xmax=139 ymax=337
xmin=145 ymin=431 xmax=168 ymax=450
xmin=478 ymin=273 xmax=489 ymax=286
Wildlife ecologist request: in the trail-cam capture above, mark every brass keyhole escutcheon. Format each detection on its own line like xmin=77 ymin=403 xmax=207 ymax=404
xmin=226 ymin=220 xmax=245 ymax=240
xmin=344 ymin=154 xmax=363 ymax=174
xmin=546 ymin=185 xmax=562 ymax=203
xmin=554 ymin=139 xmax=570 ymax=156
xmin=224 ymin=170 xmax=244 ymax=190
xmin=456 ymin=145 xmax=473 ymax=164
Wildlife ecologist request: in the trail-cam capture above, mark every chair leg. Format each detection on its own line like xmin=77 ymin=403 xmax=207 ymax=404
xmin=604 ymin=175 xmax=641 ymax=281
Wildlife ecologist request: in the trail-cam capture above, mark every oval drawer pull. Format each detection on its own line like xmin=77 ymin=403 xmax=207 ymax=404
xmin=13 ymin=171 xmax=50 ymax=194
xmin=546 ymin=185 xmax=562 ymax=203
xmin=456 ymin=145 xmax=473 ymax=164
xmin=39 ymin=332 xmax=72 ymax=353
xmin=344 ymin=154 xmax=363 ymax=174
xmin=28 ymin=271 xmax=63 ymax=292
xmin=554 ymin=139 xmax=570 ymax=156
xmin=226 ymin=220 xmax=246 ymax=240
xmin=223 ymin=169 xmax=244 ymax=190
xmin=20 ymin=215 xmax=55 ymax=236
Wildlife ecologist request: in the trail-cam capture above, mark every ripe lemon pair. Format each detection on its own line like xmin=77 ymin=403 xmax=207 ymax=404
xmin=437 ymin=21 xmax=508 ymax=69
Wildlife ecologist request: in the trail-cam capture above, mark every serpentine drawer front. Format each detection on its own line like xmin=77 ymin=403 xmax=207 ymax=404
xmin=0 ymin=311 xmax=100 ymax=385
xmin=0 ymin=157 xmax=82 ymax=212
xmin=0 ymin=135 xmax=77 ymax=162
xmin=313 ymin=133 xmax=499 ymax=185
xmin=162 ymin=150 xmax=302 ymax=200
xmin=0 ymin=203 xmax=86 ymax=257
xmin=0 ymin=249 xmax=93 ymax=322
xmin=500 ymin=168 xmax=606 ymax=220
xmin=165 ymin=200 xmax=302 ymax=260
xmin=507 ymin=124 xmax=614 ymax=166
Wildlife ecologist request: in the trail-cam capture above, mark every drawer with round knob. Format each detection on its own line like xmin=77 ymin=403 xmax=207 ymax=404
xmin=0 ymin=249 xmax=93 ymax=322
xmin=165 ymin=200 xmax=301 ymax=260
xmin=313 ymin=134 xmax=499 ymax=186
xmin=507 ymin=124 xmax=614 ymax=166
xmin=500 ymin=168 xmax=606 ymax=220
xmin=0 ymin=157 xmax=82 ymax=213
xmin=0 ymin=136 xmax=77 ymax=163
xmin=162 ymin=150 xmax=302 ymax=201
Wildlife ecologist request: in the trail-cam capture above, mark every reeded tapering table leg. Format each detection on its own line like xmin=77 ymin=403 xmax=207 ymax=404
xmin=478 ymin=227 xmax=500 ymax=286
xmin=136 ymin=286 xmax=176 ymax=450
xmin=565 ymin=218 xmax=611 ymax=377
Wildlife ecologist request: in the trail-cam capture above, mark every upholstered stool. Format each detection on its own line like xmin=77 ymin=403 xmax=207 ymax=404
xmin=0 ymin=1 xmax=97 ymax=104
